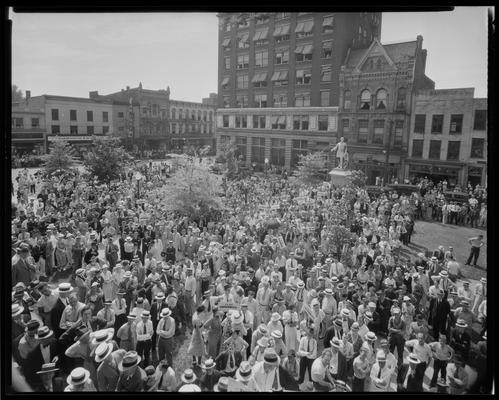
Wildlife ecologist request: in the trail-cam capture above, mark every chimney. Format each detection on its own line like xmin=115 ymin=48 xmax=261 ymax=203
xmin=416 ymin=35 xmax=423 ymax=49
xmin=126 ymin=86 xmax=130 ymax=90
xmin=89 ymin=91 xmax=99 ymax=99
xmin=25 ymin=90 xmax=31 ymax=100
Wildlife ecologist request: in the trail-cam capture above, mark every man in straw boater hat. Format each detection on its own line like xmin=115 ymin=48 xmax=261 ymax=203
xmin=297 ymin=325 xmax=317 ymax=385
xmin=35 ymin=362 xmax=64 ymax=392
xmin=234 ymin=360 xmax=258 ymax=391
xmin=154 ymin=358 xmax=177 ymax=392
xmin=428 ymin=288 xmax=450 ymax=341
xmin=116 ymin=351 xmax=144 ymax=392
xmin=26 ymin=325 xmax=60 ymax=384
xmin=94 ymin=341 xmax=126 ymax=392
xmin=309 ymin=348 xmax=334 ymax=391
xmin=64 ymin=367 xmax=96 ymax=392
xmin=178 ymin=368 xmax=200 ymax=392
xmin=368 ymin=349 xmax=392 ymax=392
xmin=116 ymin=313 xmax=137 ymax=351
xmin=199 ymin=357 xmax=221 ymax=392
xmin=135 ymin=310 xmax=153 ymax=367
xmin=252 ymin=347 xmax=282 ymax=392
xmin=449 ymin=318 xmax=471 ymax=362
xmin=396 ymin=353 xmax=424 ymax=392
xmin=156 ymin=307 xmax=175 ymax=367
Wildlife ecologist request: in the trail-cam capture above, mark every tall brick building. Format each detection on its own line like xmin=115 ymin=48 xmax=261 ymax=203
xmin=216 ymin=12 xmax=381 ymax=171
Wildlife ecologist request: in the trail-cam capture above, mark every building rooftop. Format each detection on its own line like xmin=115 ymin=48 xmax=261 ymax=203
xmin=345 ymin=40 xmax=418 ymax=68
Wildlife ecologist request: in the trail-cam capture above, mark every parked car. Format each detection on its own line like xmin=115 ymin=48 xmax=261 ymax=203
xmin=387 ymin=184 xmax=421 ymax=196
xmin=443 ymin=191 xmax=469 ymax=203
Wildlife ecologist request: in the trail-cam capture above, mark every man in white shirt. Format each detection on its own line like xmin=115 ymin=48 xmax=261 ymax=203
xmin=329 ymin=256 xmax=345 ymax=278
xmin=297 ymin=327 xmax=317 ymax=385
xmin=184 ymin=267 xmax=197 ymax=324
xmin=59 ymin=294 xmax=85 ymax=331
xmin=252 ymin=348 xmax=282 ymax=392
xmin=321 ymin=288 xmax=337 ymax=331
xmin=311 ymin=349 xmax=334 ymax=391
xmin=154 ymin=359 xmax=177 ymax=392
xmin=156 ymin=307 xmax=175 ymax=366
xmin=36 ymin=283 xmax=59 ymax=330
xmin=456 ymin=281 xmax=474 ymax=304
xmin=369 ymin=350 xmax=393 ymax=391
xmin=135 ymin=310 xmax=153 ymax=367
xmin=405 ymin=332 xmax=432 ymax=376
xmin=255 ymin=277 xmax=272 ymax=326
xmin=285 ymin=253 xmax=298 ymax=282
xmin=379 ymin=339 xmax=397 ymax=376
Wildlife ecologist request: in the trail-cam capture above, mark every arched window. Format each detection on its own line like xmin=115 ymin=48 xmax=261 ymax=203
xmin=397 ymin=87 xmax=407 ymax=109
xmin=360 ymin=89 xmax=371 ymax=110
xmin=198 ymin=110 xmax=202 ymax=121
xmin=171 ymin=108 xmax=176 ymax=119
xmin=178 ymin=108 xmax=183 ymax=119
xmin=376 ymin=89 xmax=387 ymax=109
xmin=343 ymin=90 xmax=351 ymax=110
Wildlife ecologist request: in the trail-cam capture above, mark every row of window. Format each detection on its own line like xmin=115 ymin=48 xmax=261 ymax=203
xmin=224 ymin=114 xmax=331 ymax=131
xmin=411 ymin=138 xmax=485 ymax=160
xmin=51 ymin=109 xmax=108 ymax=123
xmin=222 ymin=90 xmax=331 ymax=108
xmin=50 ymin=125 xmax=109 ymax=135
xmin=12 ymin=117 xmax=40 ymax=128
xmin=340 ymin=119 xmax=404 ymax=145
xmin=343 ymin=88 xmax=407 ymax=111
xmin=414 ymin=110 xmax=487 ymax=134
xmin=170 ymin=124 xmax=213 ymax=134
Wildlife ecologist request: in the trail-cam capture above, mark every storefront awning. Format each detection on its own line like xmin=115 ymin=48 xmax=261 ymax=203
xmin=322 ymin=16 xmax=334 ymax=27
xmin=222 ymin=38 xmax=231 ymax=47
xmin=221 ymin=76 xmax=230 ymax=86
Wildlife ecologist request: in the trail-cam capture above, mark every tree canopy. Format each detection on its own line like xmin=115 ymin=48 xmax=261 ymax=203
xmin=12 ymin=85 xmax=23 ymax=102
xmin=83 ymin=137 xmax=133 ymax=183
xmin=291 ymin=151 xmax=328 ymax=187
xmin=42 ymin=141 xmax=78 ymax=176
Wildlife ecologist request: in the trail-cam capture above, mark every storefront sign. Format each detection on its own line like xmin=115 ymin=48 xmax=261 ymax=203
xmin=47 ymin=135 xmax=111 ymax=142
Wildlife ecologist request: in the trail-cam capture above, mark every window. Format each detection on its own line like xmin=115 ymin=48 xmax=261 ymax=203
xmin=375 ymin=89 xmax=387 ymax=109
xmin=255 ymin=50 xmax=268 ymax=67
xmin=51 ymin=109 xmax=59 ymax=121
xmin=295 ymin=93 xmax=311 ymax=107
xmin=238 ymin=15 xmax=249 ymax=28
xmin=171 ymin=109 xmax=177 ymax=119
xmin=31 ymin=118 xmax=39 ymax=128
xmin=396 ymin=87 xmax=407 ymax=109
xmin=414 ymin=114 xmax=426 ymax=133
xmin=447 ymin=141 xmax=460 ymax=161
xmin=237 ymin=75 xmax=249 ymax=89
xmin=223 ymin=115 xmax=229 ymax=128
xmin=470 ymin=138 xmax=484 ymax=158
xmin=273 ymin=93 xmax=287 ymax=107
xmin=271 ymin=70 xmax=288 ymax=86
xmin=251 ymin=137 xmax=266 ymax=164
xmin=295 ymin=20 xmax=314 ymax=39
xmin=253 ymin=115 xmax=266 ymax=129
xmin=275 ymin=12 xmax=290 ymax=20
xmin=431 ymin=114 xmax=443 ymax=134
xmin=291 ymin=139 xmax=308 ymax=167
xmin=275 ymin=48 xmax=289 ymax=65
xmin=103 ymin=126 xmax=109 ymax=134
xmin=203 ymin=111 xmax=207 ymax=122
xmin=429 ymin=140 xmax=441 ymax=159
xmin=360 ymin=89 xmax=371 ymax=110
xmin=118 ymin=112 xmax=124 ymax=118
xmin=198 ymin=110 xmax=202 ymax=121
xmin=358 ymin=119 xmax=368 ymax=143
xmin=343 ymin=90 xmax=351 ymax=110
xmin=224 ymin=56 xmax=231 ymax=69
xmin=318 ymin=115 xmax=328 ymax=131
xmin=296 ymin=69 xmax=311 ymax=85
xmin=235 ymin=115 xmax=248 ymax=128
xmin=373 ymin=120 xmax=384 ymax=144
xmin=411 ymin=140 xmax=424 ymax=157
xmin=103 ymin=111 xmax=109 ymax=123
xmin=191 ymin=110 xmax=196 ymax=120
xmin=322 ymin=15 xmax=334 ymax=33
xmin=86 ymin=126 xmax=94 ymax=135
xmin=342 ymin=119 xmax=350 ymax=135
xmin=236 ymin=95 xmax=249 ymax=108
xmin=320 ymin=91 xmax=330 ymax=107
xmin=320 ymin=65 xmax=332 ymax=82
xmin=87 ymin=111 xmax=93 ymax=122
xmin=70 ymin=109 xmax=77 ymax=121
xmin=271 ymin=115 xmax=286 ymax=129
xmin=473 ymin=109 xmax=487 ymax=130
xmin=255 ymin=13 xmax=269 ymax=25
xmin=295 ymin=44 xmax=313 ymax=62
xmin=223 ymin=96 xmax=230 ymax=108
xmin=394 ymin=120 xmax=404 ymax=146
xmin=69 ymin=125 xmax=78 ymax=134
xmin=253 ymin=28 xmax=269 ymax=46
xmin=235 ymin=137 xmax=247 ymax=161
xmin=237 ymin=54 xmax=249 ymax=69
xmin=273 ymin=24 xmax=290 ymax=43
xmin=51 ymin=125 xmax=60 ymax=134
xmin=449 ymin=114 xmax=463 ymax=134
xmin=224 ymin=20 xmax=231 ymax=32
xmin=14 ymin=118 xmax=23 ymax=128
xmin=271 ymin=138 xmax=286 ymax=166
xmin=293 ymin=115 xmax=309 ymax=130
xmin=321 ymin=41 xmax=332 ymax=59
xmin=221 ymin=76 xmax=230 ymax=90
xmin=254 ymin=94 xmax=267 ymax=107
xmin=237 ymin=33 xmax=250 ymax=49
xmin=222 ymin=37 xmax=231 ymax=50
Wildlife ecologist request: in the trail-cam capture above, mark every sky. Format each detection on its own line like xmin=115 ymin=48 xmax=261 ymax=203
xmin=10 ymin=7 xmax=490 ymax=102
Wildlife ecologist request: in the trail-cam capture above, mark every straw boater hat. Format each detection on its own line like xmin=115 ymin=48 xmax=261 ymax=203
xmin=91 ymin=328 xmax=115 ymax=346
xmin=341 ymin=308 xmax=350 ymax=318
xmin=35 ymin=326 xmax=54 ymax=340
xmin=160 ymin=308 xmax=172 ymax=318
xmin=178 ymin=384 xmax=201 ymax=392
xmin=236 ymin=361 xmax=253 ymax=382
xmin=213 ymin=376 xmax=229 ymax=392
xmin=181 ymin=368 xmax=197 ymax=384
xmin=155 ymin=292 xmax=166 ymax=300
xmin=95 ymin=342 xmax=114 ymax=363
xmin=407 ymin=353 xmax=421 ymax=364
xmin=257 ymin=337 xmax=269 ymax=348
xmin=36 ymin=363 xmax=59 ymax=375
xmin=480 ymin=277 xmax=487 ymax=284
xmin=439 ymin=270 xmax=449 ymax=278
xmin=334 ymin=380 xmax=351 ymax=392
xmin=66 ymin=367 xmax=91 ymax=386
xmin=333 ymin=318 xmax=343 ymax=328
xmin=231 ymin=312 xmax=244 ymax=325
xmin=263 ymin=348 xmax=280 ymax=366
xmin=330 ymin=337 xmax=342 ymax=349
xmin=56 ymin=282 xmax=73 ymax=294
xmin=127 ymin=314 xmax=136 ymax=320
xmin=365 ymin=331 xmax=377 ymax=342
xmin=456 ymin=319 xmax=468 ymax=328
xmin=324 ymin=288 xmax=333 ymax=296
xmin=118 ymin=351 xmax=141 ymax=372
xmin=376 ymin=350 xmax=386 ymax=362
xmin=26 ymin=320 xmax=40 ymax=333
xmin=257 ymin=324 xmax=268 ymax=335
xmin=271 ymin=330 xmax=282 ymax=339
xmin=12 ymin=304 xmax=24 ymax=317
xmin=271 ymin=312 xmax=281 ymax=322
xmin=201 ymin=358 xmax=216 ymax=370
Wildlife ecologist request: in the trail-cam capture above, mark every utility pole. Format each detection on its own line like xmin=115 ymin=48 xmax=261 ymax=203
xmin=385 ymin=119 xmax=394 ymax=185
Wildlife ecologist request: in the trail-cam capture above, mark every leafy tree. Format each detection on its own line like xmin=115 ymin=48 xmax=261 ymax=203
xmin=42 ymin=141 xmax=78 ymax=176
xmin=216 ymin=139 xmax=239 ymax=179
xmin=12 ymin=85 xmax=23 ymax=102
xmin=84 ymin=137 xmax=133 ymax=183
xmin=291 ymin=151 xmax=328 ymax=187
xmin=346 ymin=169 xmax=367 ymax=188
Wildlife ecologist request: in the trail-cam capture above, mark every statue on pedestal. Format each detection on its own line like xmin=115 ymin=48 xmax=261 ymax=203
xmin=331 ymin=137 xmax=349 ymax=169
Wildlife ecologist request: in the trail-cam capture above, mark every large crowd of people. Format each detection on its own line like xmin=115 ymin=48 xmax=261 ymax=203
xmin=11 ymin=161 xmax=488 ymax=393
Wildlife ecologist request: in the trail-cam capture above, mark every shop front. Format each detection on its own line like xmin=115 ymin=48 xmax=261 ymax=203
xmin=407 ymin=161 xmax=464 ymax=188
xmin=349 ymin=153 xmax=401 ymax=185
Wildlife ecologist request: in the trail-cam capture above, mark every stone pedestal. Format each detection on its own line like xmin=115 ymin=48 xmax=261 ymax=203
xmin=329 ymin=168 xmax=352 ymax=187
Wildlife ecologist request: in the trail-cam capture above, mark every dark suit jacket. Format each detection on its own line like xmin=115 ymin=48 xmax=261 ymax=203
xmin=397 ymin=364 xmax=424 ymax=392
xmin=323 ymin=326 xmax=343 ymax=349
xmin=331 ymin=351 xmax=348 ymax=382
xmin=450 ymin=328 xmax=471 ymax=360
xmin=150 ymin=300 xmax=167 ymax=328
xmin=428 ymin=298 xmax=450 ymax=330
xmin=215 ymin=350 xmax=243 ymax=372
xmin=26 ymin=341 xmax=60 ymax=383
xmin=199 ymin=370 xmax=222 ymax=391
xmin=50 ymin=298 xmax=67 ymax=338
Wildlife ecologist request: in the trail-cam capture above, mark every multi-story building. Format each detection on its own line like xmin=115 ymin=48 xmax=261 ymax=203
xmin=338 ymin=35 xmax=435 ymax=184
xmin=202 ymin=93 xmax=218 ymax=106
xmin=407 ymin=88 xmax=487 ymax=188
xmin=100 ymin=84 xmax=216 ymax=153
xmin=12 ymin=91 xmax=47 ymax=155
xmin=216 ymin=12 xmax=381 ymax=171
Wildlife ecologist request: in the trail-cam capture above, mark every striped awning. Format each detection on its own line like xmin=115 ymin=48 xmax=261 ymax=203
xmin=222 ymin=38 xmax=231 ymax=47
xmin=271 ymin=70 xmax=288 ymax=81
xmin=221 ymin=76 xmax=230 ymax=86
xmin=251 ymin=72 xmax=267 ymax=83
xmin=322 ymin=16 xmax=334 ymax=27
xmin=273 ymin=24 xmax=290 ymax=36
xmin=253 ymin=28 xmax=269 ymax=41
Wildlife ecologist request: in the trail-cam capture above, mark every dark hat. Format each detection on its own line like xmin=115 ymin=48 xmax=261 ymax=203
xmin=26 ymin=320 xmax=40 ymax=332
